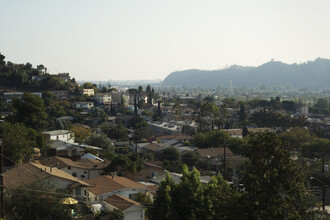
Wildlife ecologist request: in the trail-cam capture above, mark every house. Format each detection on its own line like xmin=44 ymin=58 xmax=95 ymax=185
xmin=3 ymin=162 xmax=90 ymax=201
xmin=84 ymin=175 xmax=149 ymax=204
xmin=39 ymin=156 xmax=109 ymax=180
xmin=94 ymin=93 xmax=112 ymax=105
xmin=58 ymin=73 xmax=70 ymax=82
xmin=196 ymin=147 xmax=235 ymax=167
xmin=2 ymin=91 xmax=24 ymax=103
xmin=51 ymin=90 xmax=68 ymax=100
xmin=103 ymin=195 xmax=145 ymax=220
xmin=157 ymin=134 xmax=192 ymax=144
xmin=82 ymin=89 xmax=95 ymax=96
xmin=148 ymin=122 xmax=181 ymax=135
xmin=75 ymin=102 xmax=94 ymax=110
xmin=42 ymin=140 xmax=82 ymax=157
xmin=43 ymin=130 xmax=75 ymax=143
xmin=140 ymin=143 xmax=166 ymax=153
xmin=126 ymin=161 xmax=166 ymax=181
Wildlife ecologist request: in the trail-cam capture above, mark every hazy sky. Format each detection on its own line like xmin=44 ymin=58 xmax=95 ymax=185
xmin=1 ymin=0 xmax=330 ymax=81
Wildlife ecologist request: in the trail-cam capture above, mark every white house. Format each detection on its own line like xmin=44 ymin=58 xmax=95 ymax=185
xmin=75 ymin=102 xmax=94 ymax=110
xmin=39 ymin=156 xmax=109 ymax=181
xmin=103 ymin=194 xmax=145 ymax=220
xmin=82 ymin=89 xmax=95 ymax=96
xmin=84 ymin=176 xmax=149 ymax=204
xmin=94 ymin=93 xmax=112 ymax=104
xmin=43 ymin=130 xmax=75 ymax=143
xmin=3 ymin=162 xmax=90 ymax=201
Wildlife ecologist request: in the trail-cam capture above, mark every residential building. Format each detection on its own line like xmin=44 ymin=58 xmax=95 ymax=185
xmin=82 ymin=89 xmax=94 ymax=96
xmin=39 ymin=156 xmax=109 ymax=180
xmin=51 ymin=90 xmax=68 ymax=100
xmin=126 ymin=161 xmax=165 ymax=181
xmin=43 ymin=130 xmax=75 ymax=143
xmin=2 ymin=91 xmax=24 ymax=103
xmin=58 ymin=73 xmax=70 ymax=82
xmin=140 ymin=143 xmax=166 ymax=153
xmin=3 ymin=162 xmax=90 ymax=201
xmin=84 ymin=176 xmax=149 ymax=204
xmin=94 ymin=93 xmax=112 ymax=105
xmin=41 ymin=140 xmax=103 ymax=158
xmin=75 ymin=102 xmax=94 ymax=110
xmin=196 ymin=147 xmax=235 ymax=167
xmin=103 ymin=195 xmax=145 ymax=220
xmin=148 ymin=122 xmax=181 ymax=135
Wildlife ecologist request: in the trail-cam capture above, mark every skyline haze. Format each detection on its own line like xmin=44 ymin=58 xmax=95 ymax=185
xmin=1 ymin=0 xmax=330 ymax=81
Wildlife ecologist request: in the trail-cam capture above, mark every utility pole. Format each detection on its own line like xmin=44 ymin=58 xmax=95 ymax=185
xmin=322 ymin=154 xmax=326 ymax=211
xmin=223 ymin=145 xmax=226 ymax=178
xmin=0 ymin=139 xmax=4 ymax=219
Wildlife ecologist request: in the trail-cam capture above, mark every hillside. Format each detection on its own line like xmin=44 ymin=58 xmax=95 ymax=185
xmin=162 ymin=58 xmax=330 ymax=88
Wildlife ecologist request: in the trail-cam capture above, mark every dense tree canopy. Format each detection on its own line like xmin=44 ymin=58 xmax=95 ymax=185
xmin=239 ymin=132 xmax=314 ymax=220
xmin=83 ymin=132 xmax=114 ymax=152
xmin=0 ymin=122 xmax=44 ymax=164
xmin=192 ymin=130 xmax=248 ymax=155
xmin=12 ymin=93 xmax=48 ymax=131
xmin=149 ymin=165 xmax=241 ymax=220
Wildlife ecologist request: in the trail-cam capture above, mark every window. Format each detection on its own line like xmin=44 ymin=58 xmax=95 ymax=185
xmin=72 ymin=172 xmax=77 ymax=177
xmin=84 ymin=190 xmax=87 ymax=196
xmin=68 ymin=166 xmax=71 ymax=170
xmin=84 ymin=171 xmax=87 ymax=174
xmin=95 ymin=197 xmax=97 ymax=202
xmin=81 ymin=175 xmax=85 ymax=179
xmin=56 ymin=136 xmax=59 ymax=140
xmin=152 ymin=172 xmax=158 ymax=178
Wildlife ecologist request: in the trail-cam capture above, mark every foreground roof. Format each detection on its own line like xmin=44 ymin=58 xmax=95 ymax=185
xmin=3 ymin=162 xmax=90 ymax=188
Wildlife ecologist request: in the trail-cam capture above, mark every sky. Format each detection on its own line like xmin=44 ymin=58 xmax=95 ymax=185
xmin=1 ymin=0 xmax=330 ymax=81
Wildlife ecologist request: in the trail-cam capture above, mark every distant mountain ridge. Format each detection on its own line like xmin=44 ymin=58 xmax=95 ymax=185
xmin=162 ymin=58 xmax=330 ymax=88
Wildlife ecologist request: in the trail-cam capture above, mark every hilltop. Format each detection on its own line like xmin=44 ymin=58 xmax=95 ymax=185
xmin=162 ymin=58 xmax=330 ymax=88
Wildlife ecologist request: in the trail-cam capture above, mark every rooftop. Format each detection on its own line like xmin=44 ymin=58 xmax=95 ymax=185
xmin=85 ymin=175 xmax=147 ymax=196
xmin=103 ymin=194 xmax=140 ymax=211
xmin=3 ymin=162 xmax=90 ymax=188
xmin=42 ymin=130 xmax=73 ymax=136
xmin=196 ymin=148 xmax=234 ymax=158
